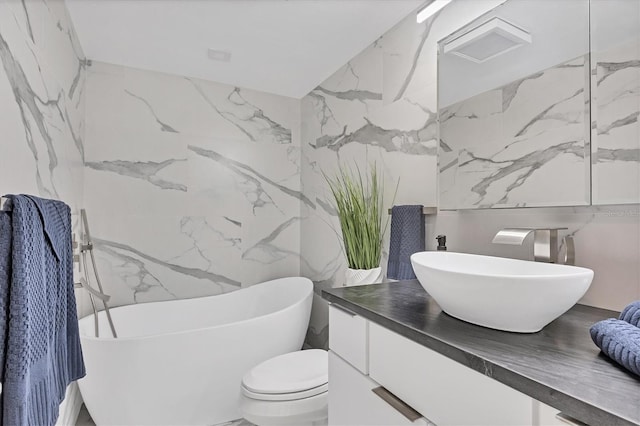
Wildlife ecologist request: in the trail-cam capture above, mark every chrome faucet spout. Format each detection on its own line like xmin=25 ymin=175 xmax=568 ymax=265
xmin=491 ymin=228 xmax=535 ymax=245
xmin=493 ymin=227 xmax=570 ymax=264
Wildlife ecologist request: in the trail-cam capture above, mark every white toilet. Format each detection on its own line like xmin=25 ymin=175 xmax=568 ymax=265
xmin=240 ymin=349 xmax=328 ymax=426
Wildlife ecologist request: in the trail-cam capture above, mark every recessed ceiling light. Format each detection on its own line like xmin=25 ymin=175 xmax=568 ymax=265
xmin=416 ymin=0 xmax=452 ymax=23
xmin=443 ymin=17 xmax=531 ymax=63
xmin=207 ymin=48 xmax=232 ymax=62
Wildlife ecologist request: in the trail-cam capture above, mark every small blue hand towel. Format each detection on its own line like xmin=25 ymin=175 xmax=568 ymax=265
xmin=619 ymin=301 xmax=640 ymax=328
xmin=387 ymin=205 xmax=425 ymax=280
xmin=590 ymin=318 xmax=640 ymax=377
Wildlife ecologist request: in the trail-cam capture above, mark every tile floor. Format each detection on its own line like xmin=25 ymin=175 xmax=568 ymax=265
xmin=75 ymin=405 xmax=94 ymax=426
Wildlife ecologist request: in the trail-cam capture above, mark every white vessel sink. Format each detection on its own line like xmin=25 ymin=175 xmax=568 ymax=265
xmin=410 ymin=252 xmax=594 ymax=333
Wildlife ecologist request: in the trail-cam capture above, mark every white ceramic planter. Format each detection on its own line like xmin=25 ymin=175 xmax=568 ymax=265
xmin=344 ymin=267 xmax=383 ymax=287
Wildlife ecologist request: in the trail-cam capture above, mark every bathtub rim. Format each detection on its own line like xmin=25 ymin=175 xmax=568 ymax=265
xmin=78 ymin=276 xmax=313 ymax=342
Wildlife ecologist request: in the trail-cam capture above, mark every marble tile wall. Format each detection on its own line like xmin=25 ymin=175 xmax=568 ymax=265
xmin=301 ymin=0 xmax=640 ymax=349
xmin=440 ymin=55 xmax=590 ymax=209
xmin=301 ymin=1 xmax=505 ymax=348
xmin=83 ymin=62 xmax=302 ymax=307
xmin=0 ymin=0 xmax=85 ymax=212
xmin=592 ymin=39 xmax=640 ymax=204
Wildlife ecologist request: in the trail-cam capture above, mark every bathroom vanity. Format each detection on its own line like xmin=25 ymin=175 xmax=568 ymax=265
xmin=323 ymin=281 xmax=640 ymax=426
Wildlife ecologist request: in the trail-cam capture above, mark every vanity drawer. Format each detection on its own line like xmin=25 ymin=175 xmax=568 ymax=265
xmin=329 ymin=351 xmax=432 ymax=426
xmin=369 ymin=322 xmax=533 ymax=426
xmin=329 ymin=304 xmax=368 ymax=373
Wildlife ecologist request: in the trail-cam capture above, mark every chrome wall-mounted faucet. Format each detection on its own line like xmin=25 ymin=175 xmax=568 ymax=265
xmin=492 ymin=228 xmax=575 ymax=265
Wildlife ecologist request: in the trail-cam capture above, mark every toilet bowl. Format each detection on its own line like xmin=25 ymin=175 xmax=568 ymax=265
xmin=240 ymin=349 xmax=328 ymax=426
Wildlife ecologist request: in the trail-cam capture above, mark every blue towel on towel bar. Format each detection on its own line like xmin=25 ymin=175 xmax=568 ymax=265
xmin=0 ymin=195 xmax=85 ymax=426
xmin=387 ymin=205 xmax=425 ymax=280
xmin=590 ymin=318 xmax=640 ymax=377
xmin=619 ymin=301 xmax=640 ymax=328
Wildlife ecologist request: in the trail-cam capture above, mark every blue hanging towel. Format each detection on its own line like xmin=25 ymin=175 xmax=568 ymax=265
xmin=1 ymin=195 xmax=85 ymax=426
xmin=0 ymin=211 xmax=11 ymax=383
xmin=387 ymin=205 xmax=425 ymax=280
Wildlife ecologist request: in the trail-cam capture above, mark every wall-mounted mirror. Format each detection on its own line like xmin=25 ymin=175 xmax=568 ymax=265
xmin=591 ymin=0 xmax=640 ymax=205
xmin=438 ymin=0 xmax=639 ymax=210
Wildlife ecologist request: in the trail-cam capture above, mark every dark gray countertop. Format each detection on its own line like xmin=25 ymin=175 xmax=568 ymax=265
xmin=322 ymin=280 xmax=640 ymax=426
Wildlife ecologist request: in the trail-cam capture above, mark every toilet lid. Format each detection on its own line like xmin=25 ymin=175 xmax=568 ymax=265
xmin=242 ymin=382 xmax=328 ymax=401
xmin=242 ymin=349 xmax=328 ymax=395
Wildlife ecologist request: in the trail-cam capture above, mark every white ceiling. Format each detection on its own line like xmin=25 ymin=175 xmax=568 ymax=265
xmin=66 ymin=0 xmax=425 ymax=99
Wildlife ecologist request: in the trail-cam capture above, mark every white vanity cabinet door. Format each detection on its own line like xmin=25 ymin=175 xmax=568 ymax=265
xmin=329 ymin=304 xmax=369 ymax=373
xmin=369 ymin=322 xmax=533 ymax=426
xmin=329 ymin=351 xmax=431 ymax=426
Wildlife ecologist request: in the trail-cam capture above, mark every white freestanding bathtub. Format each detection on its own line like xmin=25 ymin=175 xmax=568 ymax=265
xmin=77 ymin=277 xmax=313 ymax=425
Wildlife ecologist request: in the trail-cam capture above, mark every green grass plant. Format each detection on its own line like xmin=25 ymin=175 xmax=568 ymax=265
xmin=324 ymin=163 xmax=390 ymax=270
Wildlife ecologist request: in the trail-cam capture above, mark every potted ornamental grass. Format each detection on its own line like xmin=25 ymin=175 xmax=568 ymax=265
xmin=324 ymin=163 xmax=392 ymax=286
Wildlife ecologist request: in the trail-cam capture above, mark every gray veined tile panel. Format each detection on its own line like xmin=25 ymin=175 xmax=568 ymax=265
xmin=439 ymin=55 xmax=590 ymax=209
xmin=592 ymin=38 xmax=640 ymax=205
xmin=188 ymin=80 xmax=292 ymax=145
xmin=0 ymin=0 xmax=86 ymax=216
xmin=124 ymin=89 xmax=180 ymax=133
xmin=85 ymin=159 xmax=187 ymax=191
xmin=323 ymin=281 xmax=640 ymax=426
xmin=83 ymin=61 xmax=301 ymax=307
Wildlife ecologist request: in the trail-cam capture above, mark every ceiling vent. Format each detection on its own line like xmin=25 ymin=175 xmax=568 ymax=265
xmin=443 ymin=17 xmax=531 ymax=63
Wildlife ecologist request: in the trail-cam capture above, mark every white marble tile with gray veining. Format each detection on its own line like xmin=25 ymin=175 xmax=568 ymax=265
xmin=188 ymin=144 xmax=312 ymax=214
xmin=240 ymin=213 xmax=301 ymax=286
xmin=243 ymin=217 xmax=299 ymax=265
xmin=0 ymin=0 xmax=85 ymax=212
xmin=85 ymin=159 xmax=187 ymax=192
xmin=189 ymin=80 xmax=292 ymax=144
xmin=169 ymin=215 xmax=242 ymax=278
xmin=306 ymin=45 xmax=437 ymax=158
xmin=92 ymin=234 xmax=241 ymax=307
xmin=124 ymin=89 xmax=180 ymax=133
xmin=383 ymin=12 xmax=438 ymax=104
xmin=83 ymin=60 xmax=302 ymax=305
xmin=440 ymin=56 xmax=590 ymax=209
xmin=592 ymin=40 xmax=640 ymax=204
